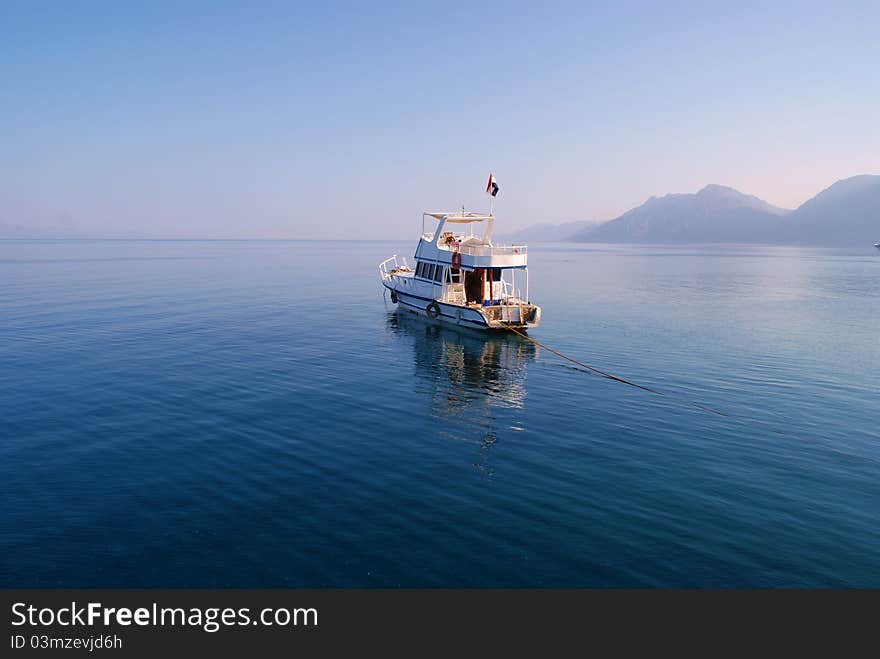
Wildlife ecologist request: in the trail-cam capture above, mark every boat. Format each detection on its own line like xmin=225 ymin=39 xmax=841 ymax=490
xmin=875 ymin=243 xmax=880 ymax=251
xmin=379 ymin=209 xmax=541 ymax=332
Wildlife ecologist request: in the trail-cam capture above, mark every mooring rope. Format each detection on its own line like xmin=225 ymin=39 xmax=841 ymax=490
xmin=508 ymin=327 xmax=728 ymax=417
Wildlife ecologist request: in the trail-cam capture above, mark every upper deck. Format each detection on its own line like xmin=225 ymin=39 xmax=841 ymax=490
xmin=415 ymin=211 xmax=529 ymax=269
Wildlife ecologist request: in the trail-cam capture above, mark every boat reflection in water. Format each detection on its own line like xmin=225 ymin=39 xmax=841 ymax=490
xmin=385 ymin=310 xmax=538 ymax=427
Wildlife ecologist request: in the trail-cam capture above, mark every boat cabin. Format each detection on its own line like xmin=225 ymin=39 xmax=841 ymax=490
xmin=413 ymin=212 xmax=529 ymax=308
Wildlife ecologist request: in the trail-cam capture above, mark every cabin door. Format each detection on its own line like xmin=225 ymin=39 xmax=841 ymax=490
xmin=464 ymin=270 xmax=483 ymax=304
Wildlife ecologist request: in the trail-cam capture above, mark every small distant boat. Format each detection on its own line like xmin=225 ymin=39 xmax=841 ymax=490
xmin=379 ymin=177 xmax=541 ymax=332
xmin=875 ymin=242 xmax=880 ymax=251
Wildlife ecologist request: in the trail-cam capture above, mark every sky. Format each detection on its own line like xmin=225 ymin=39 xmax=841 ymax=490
xmin=1 ymin=1 xmax=878 ymax=238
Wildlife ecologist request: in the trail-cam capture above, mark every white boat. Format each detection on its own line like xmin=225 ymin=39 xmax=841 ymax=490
xmin=379 ymin=210 xmax=541 ymax=332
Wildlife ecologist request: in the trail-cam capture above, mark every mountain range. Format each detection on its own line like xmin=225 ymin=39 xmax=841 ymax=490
xmin=4 ymin=175 xmax=877 ymax=245
xmin=503 ymin=175 xmax=879 ymax=246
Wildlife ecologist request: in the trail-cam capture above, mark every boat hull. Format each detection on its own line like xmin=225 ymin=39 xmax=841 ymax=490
xmin=383 ymin=282 xmax=539 ymax=332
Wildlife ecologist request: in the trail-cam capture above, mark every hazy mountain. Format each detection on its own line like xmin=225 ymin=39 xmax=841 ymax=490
xmin=0 ymin=218 xmax=148 ymax=239
xmin=784 ymin=175 xmax=880 ymax=246
xmin=497 ymin=219 xmax=603 ymax=243
xmin=0 ymin=221 xmax=44 ymax=238
xmin=572 ymin=184 xmax=791 ymax=243
xmin=0 ymin=216 xmax=83 ymax=238
xmin=571 ymin=176 xmax=880 ymax=246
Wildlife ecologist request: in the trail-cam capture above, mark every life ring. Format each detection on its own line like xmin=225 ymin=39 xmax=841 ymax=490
xmin=451 ymin=251 xmax=461 ymax=268
xmin=389 ymin=290 xmax=398 ymax=303
xmin=426 ymin=302 xmax=441 ymax=319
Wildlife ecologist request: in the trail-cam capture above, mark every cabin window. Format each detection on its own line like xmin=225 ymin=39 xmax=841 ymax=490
xmin=434 ymin=266 xmax=445 ymax=282
xmin=489 ymin=268 xmax=502 ymax=282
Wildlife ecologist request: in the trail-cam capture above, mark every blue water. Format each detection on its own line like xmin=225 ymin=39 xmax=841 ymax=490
xmin=1 ymin=240 xmax=879 ymax=587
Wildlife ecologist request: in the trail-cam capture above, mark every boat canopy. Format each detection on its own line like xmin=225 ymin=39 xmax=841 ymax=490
xmin=425 ymin=212 xmax=493 ymax=223
xmin=422 ymin=210 xmax=498 ymax=250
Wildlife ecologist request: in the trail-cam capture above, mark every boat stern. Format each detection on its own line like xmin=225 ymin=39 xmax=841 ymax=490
xmin=481 ymin=302 xmax=541 ymax=331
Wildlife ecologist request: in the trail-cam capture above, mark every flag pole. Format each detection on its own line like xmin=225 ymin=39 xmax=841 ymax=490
xmin=488 ymin=172 xmax=494 ymax=216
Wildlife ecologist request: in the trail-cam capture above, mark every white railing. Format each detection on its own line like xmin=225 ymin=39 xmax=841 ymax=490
xmin=378 ymin=254 xmax=410 ymax=281
xmin=487 ymin=288 xmax=534 ymax=324
xmin=456 ymin=244 xmax=527 ymax=257
xmin=444 ymin=284 xmax=465 ymax=304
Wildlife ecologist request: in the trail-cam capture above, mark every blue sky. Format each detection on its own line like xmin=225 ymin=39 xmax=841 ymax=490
xmin=1 ymin=1 xmax=878 ymax=238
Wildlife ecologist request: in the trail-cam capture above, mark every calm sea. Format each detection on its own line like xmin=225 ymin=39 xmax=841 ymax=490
xmin=1 ymin=240 xmax=878 ymax=587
